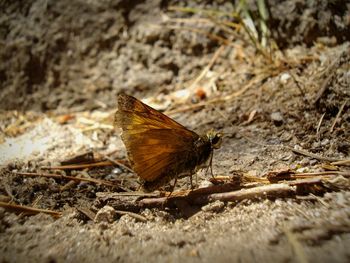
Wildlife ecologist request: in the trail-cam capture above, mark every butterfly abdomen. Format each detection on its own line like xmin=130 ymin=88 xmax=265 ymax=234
xmin=194 ymin=136 xmax=212 ymax=167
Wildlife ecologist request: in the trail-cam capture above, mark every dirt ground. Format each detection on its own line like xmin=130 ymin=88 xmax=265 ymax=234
xmin=1 ymin=0 xmax=350 ymax=262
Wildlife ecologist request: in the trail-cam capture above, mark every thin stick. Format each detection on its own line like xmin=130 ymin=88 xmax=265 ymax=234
xmin=139 ymin=183 xmax=295 ymax=207
xmin=96 ymin=192 xmax=159 ymax=198
xmin=41 ymin=161 xmax=115 ymax=170
xmin=114 ymin=210 xmax=147 ymax=222
xmin=102 ymin=156 xmax=134 ymax=174
xmin=13 ymin=171 xmax=116 ymax=187
xmin=316 ymin=113 xmax=325 ymax=139
xmin=295 ymin=171 xmax=350 ymax=177
xmin=331 ymin=159 xmax=350 ymax=166
xmin=270 ymin=171 xmax=349 ymax=181
xmin=288 ymin=177 xmax=323 ymax=186
xmin=0 ymin=201 xmax=61 ymax=218
xmin=329 ymin=100 xmax=347 ymax=133
xmin=289 ymin=71 xmax=307 ymax=103
xmin=288 ymin=146 xmax=340 ymax=162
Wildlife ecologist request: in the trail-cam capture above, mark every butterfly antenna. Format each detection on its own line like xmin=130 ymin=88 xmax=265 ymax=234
xmin=214 ymin=106 xmax=273 ymax=147
xmin=213 ymin=107 xmax=237 ymax=135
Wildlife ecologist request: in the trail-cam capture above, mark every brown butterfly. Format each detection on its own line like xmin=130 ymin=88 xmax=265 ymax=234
xmin=115 ymin=93 xmax=222 ymax=192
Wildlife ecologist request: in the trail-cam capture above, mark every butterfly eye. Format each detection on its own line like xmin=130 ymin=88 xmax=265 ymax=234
xmin=211 ymin=134 xmax=222 ymax=149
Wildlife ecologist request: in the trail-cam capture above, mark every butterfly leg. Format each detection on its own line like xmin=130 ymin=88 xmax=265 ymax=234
xmin=205 ymin=151 xmax=215 ymax=179
xmin=209 ymin=152 xmax=214 ymax=178
xmin=189 ymin=173 xmax=194 ymax=189
xmin=167 ymin=176 xmax=178 ymax=197
xmin=195 ymin=172 xmax=198 ymax=188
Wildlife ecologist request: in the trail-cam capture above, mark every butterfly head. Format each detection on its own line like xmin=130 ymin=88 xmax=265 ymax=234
xmin=206 ymin=130 xmax=223 ymax=149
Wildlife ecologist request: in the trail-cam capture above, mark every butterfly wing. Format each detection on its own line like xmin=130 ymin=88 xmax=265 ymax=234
xmin=115 ymin=93 xmax=199 ymax=182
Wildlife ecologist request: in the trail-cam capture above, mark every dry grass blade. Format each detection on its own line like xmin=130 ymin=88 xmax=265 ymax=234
xmin=166 ymin=75 xmax=265 ymax=115
xmin=0 ymin=201 xmax=61 ymax=218
xmin=187 ymin=45 xmax=225 ymax=90
xmin=316 ymin=113 xmax=325 ymax=139
xmin=168 ymin=4 xmax=275 ymax=60
xmin=267 ymin=169 xmax=350 ymax=182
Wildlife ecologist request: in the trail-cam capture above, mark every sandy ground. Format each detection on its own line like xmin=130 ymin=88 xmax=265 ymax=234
xmin=0 ymin=1 xmax=349 ymax=262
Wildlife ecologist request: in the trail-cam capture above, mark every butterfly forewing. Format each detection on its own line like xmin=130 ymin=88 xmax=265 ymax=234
xmin=116 ymin=94 xmax=195 ymax=133
xmin=115 ymin=94 xmax=200 ymax=184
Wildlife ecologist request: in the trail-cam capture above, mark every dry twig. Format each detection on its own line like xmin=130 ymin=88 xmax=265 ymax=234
xmin=0 ymin=201 xmax=61 ymax=218
xmin=188 ymin=45 xmax=225 ymax=90
xmin=137 ymin=183 xmax=295 ymax=208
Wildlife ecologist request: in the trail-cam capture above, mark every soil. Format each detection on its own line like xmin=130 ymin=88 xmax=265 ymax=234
xmin=0 ymin=1 xmax=350 ymax=262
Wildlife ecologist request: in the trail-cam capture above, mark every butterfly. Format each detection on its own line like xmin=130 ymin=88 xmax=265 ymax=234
xmin=115 ymin=93 xmax=222 ymax=192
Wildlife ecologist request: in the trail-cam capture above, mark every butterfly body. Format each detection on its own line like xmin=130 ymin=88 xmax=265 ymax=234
xmin=115 ymin=93 xmax=222 ymax=191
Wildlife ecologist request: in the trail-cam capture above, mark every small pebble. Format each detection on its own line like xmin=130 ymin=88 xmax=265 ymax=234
xmin=270 ymin=112 xmax=284 ymax=126
xmin=94 ymin=205 xmax=116 ymax=223
xmin=321 ymin=139 xmax=329 ymax=146
xmin=280 ymin=73 xmax=291 ymax=84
